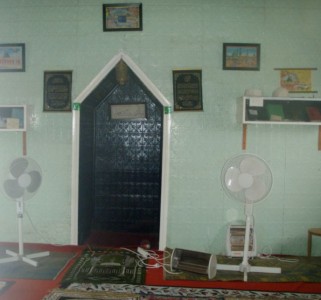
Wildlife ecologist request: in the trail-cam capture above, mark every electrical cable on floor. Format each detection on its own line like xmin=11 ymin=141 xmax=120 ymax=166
xmin=257 ymin=245 xmax=299 ymax=263
xmin=121 ymin=247 xmax=182 ymax=275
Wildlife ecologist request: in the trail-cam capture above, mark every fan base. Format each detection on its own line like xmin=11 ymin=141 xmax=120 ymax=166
xmin=0 ymin=249 xmax=50 ymax=267
xmin=217 ymin=262 xmax=281 ymax=282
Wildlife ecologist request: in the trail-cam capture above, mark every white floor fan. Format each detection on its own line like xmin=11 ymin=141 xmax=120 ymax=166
xmin=218 ymin=153 xmax=281 ymax=281
xmin=0 ymin=157 xmax=49 ymax=267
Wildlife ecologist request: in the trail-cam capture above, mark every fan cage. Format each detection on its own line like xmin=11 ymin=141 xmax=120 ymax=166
xmin=221 ymin=154 xmax=273 ymax=204
xmin=2 ymin=156 xmax=42 ymax=201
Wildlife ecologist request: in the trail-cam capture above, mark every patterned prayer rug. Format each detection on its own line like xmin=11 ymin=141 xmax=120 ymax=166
xmin=43 ymin=289 xmax=226 ymax=300
xmin=64 ymin=283 xmax=321 ymax=300
xmin=61 ymin=248 xmax=146 ymax=287
xmin=43 ymin=288 xmax=139 ymax=300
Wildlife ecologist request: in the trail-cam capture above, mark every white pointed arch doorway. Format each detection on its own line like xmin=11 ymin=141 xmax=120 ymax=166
xmin=71 ymin=52 xmax=171 ymax=250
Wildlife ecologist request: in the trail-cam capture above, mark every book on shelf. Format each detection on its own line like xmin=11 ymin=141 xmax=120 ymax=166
xmin=306 ymin=106 xmax=321 ymax=121
xmin=266 ymin=103 xmax=284 ymax=121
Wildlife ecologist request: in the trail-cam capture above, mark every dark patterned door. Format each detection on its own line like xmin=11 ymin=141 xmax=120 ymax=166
xmin=93 ymin=74 xmax=163 ymax=244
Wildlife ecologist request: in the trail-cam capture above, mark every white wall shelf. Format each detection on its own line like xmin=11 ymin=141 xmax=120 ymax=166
xmin=0 ymin=105 xmax=27 ymax=155
xmin=0 ymin=105 xmax=27 ymax=132
xmin=239 ymin=97 xmax=321 ymax=150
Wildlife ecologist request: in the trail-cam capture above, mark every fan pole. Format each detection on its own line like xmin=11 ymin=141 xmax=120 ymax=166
xmin=240 ymin=204 xmax=253 ymax=281
xmin=17 ymin=200 xmax=24 ymax=256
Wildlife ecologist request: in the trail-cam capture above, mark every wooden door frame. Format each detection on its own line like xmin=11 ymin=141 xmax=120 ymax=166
xmin=70 ymin=52 xmax=171 ymax=250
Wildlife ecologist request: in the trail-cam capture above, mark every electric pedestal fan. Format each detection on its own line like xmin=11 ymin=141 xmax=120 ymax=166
xmin=0 ymin=157 xmax=49 ymax=267
xmin=218 ymin=153 xmax=281 ymax=281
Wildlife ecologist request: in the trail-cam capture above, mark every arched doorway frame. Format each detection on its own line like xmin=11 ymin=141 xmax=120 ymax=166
xmin=70 ymin=52 xmax=171 ymax=250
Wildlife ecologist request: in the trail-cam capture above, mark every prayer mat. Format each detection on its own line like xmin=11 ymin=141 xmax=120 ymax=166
xmin=61 ymin=248 xmax=146 ymax=287
xmin=141 ymin=297 xmax=220 ymax=300
xmin=64 ymin=283 xmax=321 ymax=300
xmin=164 ymin=248 xmax=321 ymax=283
xmin=43 ymin=288 xmax=139 ymax=300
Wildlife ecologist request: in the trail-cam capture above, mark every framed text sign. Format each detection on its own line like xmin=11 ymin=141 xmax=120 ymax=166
xmin=43 ymin=71 xmax=72 ymax=112
xmin=0 ymin=43 xmax=25 ymax=72
xmin=173 ymin=69 xmax=203 ymax=111
xmin=110 ymin=103 xmax=146 ymax=120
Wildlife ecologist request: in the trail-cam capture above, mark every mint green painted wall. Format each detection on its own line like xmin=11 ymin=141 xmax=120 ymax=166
xmin=0 ymin=0 xmax=320 ymax=255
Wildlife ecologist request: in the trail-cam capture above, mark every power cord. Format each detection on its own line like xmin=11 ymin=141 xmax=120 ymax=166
xmin=121 ymin=247 xmax=182 ymax=275
xmin=257 ymin=245 xmax=299 ymax=263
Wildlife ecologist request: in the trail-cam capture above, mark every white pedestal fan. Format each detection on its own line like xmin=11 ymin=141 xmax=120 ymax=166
xmin=0 ymin=157 xmax=49 ymax=267
xmin=218 ymin=153 xmax=281 ymax=281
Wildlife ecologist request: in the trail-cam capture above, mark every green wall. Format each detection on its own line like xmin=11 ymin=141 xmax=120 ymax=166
xmin=0 ymin=0 xmax=321 ymax=256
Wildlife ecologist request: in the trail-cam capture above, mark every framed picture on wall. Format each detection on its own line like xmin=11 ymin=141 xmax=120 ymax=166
xmin=103 ymin=3 xmax=143 ymax=31
xmin=223 ymin=43 xmax=260 ymax=71
xmin=43 ymin=71 xmax=72 ymax=112
xmin=0 ymin=43 xmax=25 ymax=72
xmin=173 ymin=69 xmax=203 ymax=111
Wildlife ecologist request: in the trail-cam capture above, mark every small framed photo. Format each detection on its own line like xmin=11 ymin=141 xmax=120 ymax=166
xmin=43 ymin=71 xmax=72 ymax=112
xmin=103 ymin=3 xmax=142 ymax=31
xmin=173 ymin=70 xmax=203 ymax=111
xmin=223 ymin=43 xmax=260 ymax=71
xmin=0 ymin=43 xmax=25 ymax=72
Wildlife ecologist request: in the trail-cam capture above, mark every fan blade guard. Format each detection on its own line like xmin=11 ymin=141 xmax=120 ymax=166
xmin=3 ymin=179 xmax=24 ymax=199
xmin=1 ymin=156 xmax=42 ymax=201
xmin=221 ymin=154 xmax=272 ymax=204
xmin=9 ymin=157 xmax=28 ymax=178
xmin=244 ymin=178 xmax=266 ymax=203
xmin=27 ymin=171 xmax=42 ymax=193
xmin=225 ymin=167 xmax=242 ymax=192
xmin=240 ymin=157 xmax=266 ymax=176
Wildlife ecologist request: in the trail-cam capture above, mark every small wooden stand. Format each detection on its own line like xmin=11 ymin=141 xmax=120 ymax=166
xmin=242 ymin=124 xmax=247 ymax=150
xmin=22 ymin=131 xmax=27 ymax=156
xmin=318 ymin=125 xmax=321 ymax=151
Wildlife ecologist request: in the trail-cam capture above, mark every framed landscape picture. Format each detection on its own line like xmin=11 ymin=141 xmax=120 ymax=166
xmin=103 ymin=3 xmax=142 ymax=31
xmin=0 ymin=43 xmax=25 ymax=72
xmin=223 ymin=43 xmax=260 ymax=71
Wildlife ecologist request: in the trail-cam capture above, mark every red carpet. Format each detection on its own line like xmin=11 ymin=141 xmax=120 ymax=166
xmin=1 ymin=242 xmax=321 ymax=300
